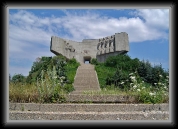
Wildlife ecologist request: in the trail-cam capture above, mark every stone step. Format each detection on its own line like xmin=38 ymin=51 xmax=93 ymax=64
xmin=66 ymin=95 xmax=136 ymax=103
xmin=74 ymin=83 xmax=99 ymax=86
xmin=9 ymin=110 xmax=169 ymax=120
xmin=9 ymin=103 xmax=169 ymax=113
xmin=74 ymin=80 xmax=98 ymax=83
xmin=73 ymin=64 xmax=100 ymax=94
xmin=75 ymin=74 xmax=97 ymax=77
xmin=73 ymin=85 xmax=99 ymax=88
xmin=74 ymin=86 xmax=99 ymax=91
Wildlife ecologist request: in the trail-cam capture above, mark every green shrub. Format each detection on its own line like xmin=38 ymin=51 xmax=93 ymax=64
xmin=90 ymin=58 xmax=99 ymax=65
xmin=11 ymin=74 xmax=26 ymax=84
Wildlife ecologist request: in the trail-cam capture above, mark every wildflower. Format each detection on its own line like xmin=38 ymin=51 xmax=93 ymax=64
xmin=159 ymin=75 xmax=162 ymax=77
xmin=142 ymin=87 xmax=145 ymax=89
xmin=129 ymin=73 xmax=133 ymax=76
xmin=154 ymin=83 xmax=157 ymax=85
xmin=130 ymin=76 xmax=135 ymax=79
xmin=142 ymin=81 xmax=144 ymax=83
xmin=121 ymin=82 xmax=124 ymax=84
xmin=130 ymin=83 xmax=133 ymax=86
xmin=166 ymin=76 xmax=169 ymax=78
xmin=53 ymin=76 xmax=57 ymax=79
xmin=133 ymin=85 xmax=137 ymax=89
xmin=149 ymin=92 xmax=154 ymax=96
xmin=137 ymin=89 xmax=141 ymax=92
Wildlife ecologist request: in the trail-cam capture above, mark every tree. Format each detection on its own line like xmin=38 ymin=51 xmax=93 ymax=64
xmin=11 ymin=74 xmax=26 ymax=83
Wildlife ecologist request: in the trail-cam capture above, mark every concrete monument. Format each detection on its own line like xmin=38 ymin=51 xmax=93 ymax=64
xmin=50 ymin=32 xmax=129 ymax=63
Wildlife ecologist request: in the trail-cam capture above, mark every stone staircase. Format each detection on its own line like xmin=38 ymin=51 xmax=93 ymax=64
xmin=9 ymin=64 xmax=169 ymax=120
xmin=70 ymin=63 xmax=100 ymax=95
xmin=9 ymin=103 xmax=169 ymax=120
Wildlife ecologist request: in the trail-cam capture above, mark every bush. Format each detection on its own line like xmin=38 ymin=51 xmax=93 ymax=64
xmin=137 ymin=60 xmax=168 ymax=86
xmin=11 ymin=74 xmax=26 ymax=84
xmin=90 ymin=58 xmax=99 ymax=65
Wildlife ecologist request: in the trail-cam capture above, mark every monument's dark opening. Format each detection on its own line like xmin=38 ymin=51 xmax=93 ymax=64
xmin=83 ymin=56 xmax=91 ymax=64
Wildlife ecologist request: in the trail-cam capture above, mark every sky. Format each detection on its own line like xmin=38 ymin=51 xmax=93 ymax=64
xmin=8 ymin=9 xmax=169 ymax=77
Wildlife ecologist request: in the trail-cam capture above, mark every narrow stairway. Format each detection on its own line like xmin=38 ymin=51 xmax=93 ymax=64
xmin=70 ymin=63 xmax=100 ymax=94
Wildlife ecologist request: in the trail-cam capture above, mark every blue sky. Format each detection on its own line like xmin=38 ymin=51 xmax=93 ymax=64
xmin=9 ymin=9 xmax=169 ymax=76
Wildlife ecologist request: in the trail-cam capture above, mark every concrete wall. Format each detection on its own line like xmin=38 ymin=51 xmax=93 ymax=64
xmin=50 ymin=32 xmax=129 ymax=63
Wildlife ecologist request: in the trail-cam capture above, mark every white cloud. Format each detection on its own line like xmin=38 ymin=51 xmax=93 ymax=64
xmin=136 ymin=9 xmax=169 ymax=30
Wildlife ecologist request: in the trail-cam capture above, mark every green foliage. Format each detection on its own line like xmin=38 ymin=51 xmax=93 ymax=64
xmin=137 ymin=60 xmax=168 ymax=85
xmin=65 ymin=58 xmax=80 ymax=84
xmin=104 ymin=54 xmax=139 ymax=72
xmin=92 ymin=53 xmax=169 ymax=104
xmin=55 ymin=60 xmax=68 ymax=86
xmin=26 ymin=56 xmax=52 ymax=84
xmin=9 ymin=55 xmax=80 ymax=103
xmin=90 ymin=58 xmax=99 ymax=65
xmin=11 ymin=74 xmax=26 ymax=84
xmin=63 ymin=84 xmax=75 ymax=93
xmin=36 ymin=66 xmax=67 ymax=103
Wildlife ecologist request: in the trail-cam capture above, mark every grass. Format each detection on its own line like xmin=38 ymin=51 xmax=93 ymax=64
xmin=82 ymin=85 xmax=135 ymax=95
xmin=9 ymin=82 xmax=39 ymax=103
xmin=9 ymin=59 xmax=80 ymax=103
xmin=9 ymin=58 xmax=168 ymax=104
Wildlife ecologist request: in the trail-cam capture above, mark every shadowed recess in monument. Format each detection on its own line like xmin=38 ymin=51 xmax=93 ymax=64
xmin=83 ymin=56 xmax=91 ymax=64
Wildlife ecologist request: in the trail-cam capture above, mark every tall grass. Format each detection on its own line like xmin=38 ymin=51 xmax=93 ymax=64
xmin=9 ymin=58 xmax=80 ymax=103
xmin=9 ymin=82 xmax=38 ymax=103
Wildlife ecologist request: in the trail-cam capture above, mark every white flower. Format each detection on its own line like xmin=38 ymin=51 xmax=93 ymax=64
xmin=121 ymin=82 xmax=124 ymax=84
xmin=149 ymin=92 xmax=154 ymax=96
xmin=53 ymin=76 xmax=57 ymax=79
xmin=130 ymin=76 xmax=135 ymax=79
xmin=137 ymin=89 xmax=140 ymax=92
xmin=166 ymin=76 xmax=169 ymax=78
xmin=142 ymin=81 xmax=144 ymax=83
xmin=133 ymin=85 xmax=137 ymax=89
xmin=159 ymin=75 xmax=162 ymax=77
xmin=154 ymin=83 xmax=157 ymax=85
xmin=142 ymin=87 xmax=145 ymax=89
xmin=130 ymin=83 xmax=133 ymax=86
xmin=149 ymin=92 xmax=156 ymax=96
xmin=129 ymin=73 xmax=133 ymax=76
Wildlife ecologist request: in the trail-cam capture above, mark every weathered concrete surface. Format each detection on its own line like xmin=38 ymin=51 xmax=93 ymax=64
xmin=70 ymin=64 xmax=100 ymax=95
xmin=9 ymin=110 xmax=169 ymax=120
xmin=9 ymin=103 xmax=169 ymax=120
xmin=66 ymin=94 xmax=137 ymax=103
xmin=9 ymin=103 xmax=169 ymax=112
xmin=50 ymin=32 xmax=129 ymax=63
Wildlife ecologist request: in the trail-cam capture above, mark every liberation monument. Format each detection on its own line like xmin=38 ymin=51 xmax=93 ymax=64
xmin=50 ymin=32 xmax=129 ymax=63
